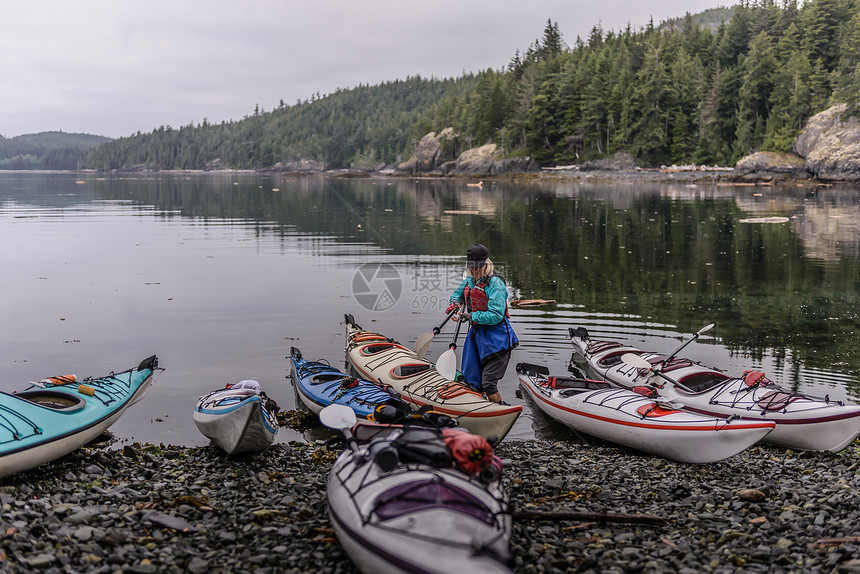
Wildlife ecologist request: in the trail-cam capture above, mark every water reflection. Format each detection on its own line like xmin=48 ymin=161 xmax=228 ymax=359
xmin=1 ymin=173 xmax=859 ymax=446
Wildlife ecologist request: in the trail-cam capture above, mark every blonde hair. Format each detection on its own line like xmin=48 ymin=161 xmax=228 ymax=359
xmin=467 ymin=258 xmax=494 ymax=279
xmin=483 ymin=258 xmax=495 ymax=277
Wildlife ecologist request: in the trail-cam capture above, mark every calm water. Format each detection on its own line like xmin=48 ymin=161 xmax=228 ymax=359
xmin=2 ymin=172 xmax=859 ymax=446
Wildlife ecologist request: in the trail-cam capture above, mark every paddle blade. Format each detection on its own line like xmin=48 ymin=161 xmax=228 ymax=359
xmin=621 ymin=353 xmax=652 ymax=370
xmin=698 ymin=323 xmax=715 ymax=335
xmin=436 ymin=349 xmax=458 ymax=380
xmin=415 ymin=332 xmax=434 ymax=359
xmin=319 ymin=404 xmax=357 ymax=430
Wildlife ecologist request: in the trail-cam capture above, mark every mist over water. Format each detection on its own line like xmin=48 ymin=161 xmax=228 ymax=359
xmin=2 ymin=172 xmax=858 ymax=446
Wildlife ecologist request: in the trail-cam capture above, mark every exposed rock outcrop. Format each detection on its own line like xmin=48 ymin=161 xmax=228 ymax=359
xmin=439 ymin=143 xmax=534 ymax=174
xmin=734 ymin=151 xmax=810 ymax=178
xmin=396 ymin=129 xmax=534 ymax=175
xmin=734 ymin=104 xmax=860 ymax=181
xmin=451 ymin=143 xmax=499 ymax=173
xmin=273 ymin=159 xmax=326 ymax=172
xmin=793 ymin=104 xmax=860 ymax=181
xmin=395 ymin=128 xmax=456 ymax=174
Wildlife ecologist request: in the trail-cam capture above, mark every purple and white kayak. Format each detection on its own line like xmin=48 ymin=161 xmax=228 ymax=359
xmin=569 ymin=326 xmax=860 ymax=452
xmin=517 ymin=363 xmax=774 ymax=463
xmin=325 ymin=419 xmax=511 ymax=574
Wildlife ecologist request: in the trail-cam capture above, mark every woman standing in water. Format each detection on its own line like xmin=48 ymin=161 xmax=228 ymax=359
xmin=446 ymin=244 xmax=518 ymax=404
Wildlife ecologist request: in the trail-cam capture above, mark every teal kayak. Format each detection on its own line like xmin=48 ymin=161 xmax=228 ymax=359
xmin=0 ymin=355 xmax=159 ymax=478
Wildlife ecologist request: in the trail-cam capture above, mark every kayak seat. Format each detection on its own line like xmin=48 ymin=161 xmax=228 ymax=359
xmin=587 ymin=341 xmax=623 ymax=356
xmin=14 ymin=390 xmax=86 ymax=412
xmin=359 ymin=342 xmax=408 ymax=356
xmin=636 ymin=403 xmax=681 ymax=417
xmin=756 ymin=391 xmax=800 ymax=411
xmin=309 ymin=373 xmax=350 ymax=386
xmin=438 ymin=382 xmax=483 ymax=400
xmin=549 ymin=376 xmax=610 ymax=391
xmin=391 ymin=364 xmax=432 ymax=378
xmin=677 ymin=373 xmax=731 ymax=393
xmin=599 ymin=352 xmax=627 ymax=368
xmin=373 ymin=479 xmax=495 ymax=525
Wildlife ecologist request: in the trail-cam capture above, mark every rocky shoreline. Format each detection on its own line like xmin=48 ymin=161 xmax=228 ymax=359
xmin=2 ymin=436 xmax=858 ymax=573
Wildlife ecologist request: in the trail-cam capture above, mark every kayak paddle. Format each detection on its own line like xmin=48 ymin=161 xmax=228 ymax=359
xmin=415 ymin=307 xmax=458 ymax=359
xmin=436 ymin=314 xmax=465 ymax=381
xmin=319 ymin=404 xmax=359 ymax=452
xmin=663 ymin=323 xmax=714 ymax=364
xmin=320 ymin=404 xmax=399 ymax=471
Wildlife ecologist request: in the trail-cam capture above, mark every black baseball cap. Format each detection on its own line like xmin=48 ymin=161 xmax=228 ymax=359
xmin=466 ymin=244 xmax=489 ymax=268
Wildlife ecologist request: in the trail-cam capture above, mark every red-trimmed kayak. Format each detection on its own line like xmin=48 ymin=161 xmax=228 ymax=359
xmin=1 ymin=356 xmax=159 ymax=478
xmin=517 ymin=363 xmax=774 ymax=463
xmin=344 ymin=314 xmax=521 ymax=444
xmin=570 ymin=327 xmax=860 ymax=452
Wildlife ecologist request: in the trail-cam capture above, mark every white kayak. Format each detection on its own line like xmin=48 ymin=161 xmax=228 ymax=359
xmin=344 ymin=314 xmax=521 ymax=444
xmin=324 ymin=413 xmax=511 ymax=574
xmin=516 ymin=363 xmax=774 ymax=463
xmin=569 ymin=326 xmax=860 ymax=452
xmin=193 ymin=380 xmax=279 ymax=455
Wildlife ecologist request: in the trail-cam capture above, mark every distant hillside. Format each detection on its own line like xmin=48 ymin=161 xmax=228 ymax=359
xmin=84 ymin=0 xmax=859 ymax=172
xmin=0 ymin=131 xmax=111 ymax=170
xmin=660 ymin=6 xmax=734 ymax=32
xmin=85 ymin=75 xmax=480 ymax=171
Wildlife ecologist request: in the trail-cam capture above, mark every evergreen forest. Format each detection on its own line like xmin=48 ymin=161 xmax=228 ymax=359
xmin=82 ymin=0 xmax=860 ymax=171
xmin=0 ymin=132 xmax=109 ymax=170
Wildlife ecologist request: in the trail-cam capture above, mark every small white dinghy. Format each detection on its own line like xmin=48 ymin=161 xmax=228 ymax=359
xmin=193 ymin=380 xmax=279 ymax=455
xmin=570 ymin=326 xmax=860 ymax=452
xmin=321 ymin=404 xmax=512 ymax=574
xmin=517 ymin=363 xmax=774 ymax=463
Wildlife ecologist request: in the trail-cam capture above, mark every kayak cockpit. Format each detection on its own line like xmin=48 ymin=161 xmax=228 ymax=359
xmin=391 ymin=364 xmax=432 ymax=378
xmin=359 ymin=342 xmax=408 ymax=356
xmin=13 ymin=390 xmax=86 ymax=412
xmin=372 ymin=479 xmax=497 ymax=525
xmin=676 ymin=372 xmax=732 ymax=393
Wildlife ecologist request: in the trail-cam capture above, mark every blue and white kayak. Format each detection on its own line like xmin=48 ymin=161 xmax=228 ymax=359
xmin=0 ymin=355 xmax=159 ymax=479
xmin=193 ymin=379 xmax=279 ymax=455
xmin=289 ymin=347 xmax=406 ymax=420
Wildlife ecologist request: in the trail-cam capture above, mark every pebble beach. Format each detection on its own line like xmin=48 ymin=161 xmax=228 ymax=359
xmin=1 ymin=436 xmax=858 ymax=574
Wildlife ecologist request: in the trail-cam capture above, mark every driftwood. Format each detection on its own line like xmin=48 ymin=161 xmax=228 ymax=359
xmin=513 ymin=509 xmax=665 ymax=525
xmin=510 ymin=299 xmax=556 ymax=308
xmin=808 ymin=536 xmax=860 ymax=549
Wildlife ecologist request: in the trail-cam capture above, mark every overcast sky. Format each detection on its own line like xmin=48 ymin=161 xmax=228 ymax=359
xmin=0 ymin=0 xmax=725 ymax=139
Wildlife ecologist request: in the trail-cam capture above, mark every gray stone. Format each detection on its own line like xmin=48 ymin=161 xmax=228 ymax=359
xmin=794 ymin=104 xmax=860 ymax=181
xmin=187 ymin=556 xmax=209 ymax=574
xmin=395 ymin=128 xmax=457 ymax=174
xmin=733 ymin=151 xmax=809 ymax=177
